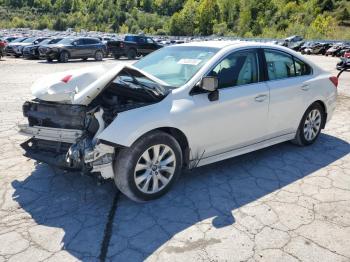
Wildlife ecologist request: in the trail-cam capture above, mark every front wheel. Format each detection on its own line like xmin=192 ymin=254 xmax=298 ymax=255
xmin=94 ymin=50 xmax=103 ymax=61
xmin=292 ymin=103 xmax=325 ymax=146
xmin=114 ymin=131 xmax=183 ymax=202
xmin=59 ymin=51 xmax=69 ymax=63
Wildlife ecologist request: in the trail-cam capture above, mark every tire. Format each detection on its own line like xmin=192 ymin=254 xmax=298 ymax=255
xmin=59 ymin=51 xmax=69 ymax=63
xmin=94 ymin=50 xmax=103 ymax=61
xmin=114 ymin=131 xmax=183 ymax=202
xmin=292 ymin=102 xmax=325 ymax=146
xmin=127 ymin=49 xmax=137 ymax=60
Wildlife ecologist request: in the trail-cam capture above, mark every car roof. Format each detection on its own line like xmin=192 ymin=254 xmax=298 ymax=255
xmin=179 ymin=40 xmax=286 ymax=50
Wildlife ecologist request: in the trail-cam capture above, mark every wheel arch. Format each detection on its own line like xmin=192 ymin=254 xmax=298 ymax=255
xmin=139 ymin=127 xmax=191 ymax=168
xmin=60 ymin=49 xmax=70 ymax=58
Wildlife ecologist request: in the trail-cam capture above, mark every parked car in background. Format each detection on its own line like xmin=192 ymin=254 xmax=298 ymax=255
xmin=23 ymin=38 xmax=63 ymax=59
xmin=302 ymin=43 xmax=331 ymax=55
xmin=107 ymin=35 xmax=163 ymax=59
xmin=40 ymin=37 xmax=106 ymax=62
xmin=5 ymin=37 xmax=27 ymax=56
xmin=6 ymin=37 xmax=47 ymax=57
xmin=299 ymin=42 xmax=313 ymax=53
xmin=2 ymin=36 xmax=18 ymax=44
xmin=285 ymin=35 xmax=303 ymax=43
xmin=338 ymin=45 xmax=350 ymax=58
xmin=336 ymin=51 xmax=350 ymax=70
xmin=19 ymin=41 xmax=338 ymax=201
xmin=289 ymin=41 xmax=305 ymax=51
xmin=325 ymin=43 xmax=344 ymax=57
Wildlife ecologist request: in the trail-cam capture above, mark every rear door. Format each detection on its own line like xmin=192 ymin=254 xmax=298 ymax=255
xmin=137 ymin=37 xmax=147 ymax=54
xmin=263 ymin=49 xmax=313 ymax=137
xmin=81 ymin=38 xmax=96 ymax=57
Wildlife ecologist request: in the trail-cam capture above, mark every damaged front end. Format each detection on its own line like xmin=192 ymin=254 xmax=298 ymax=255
xmin=20 ymin=102 xmax=116 ymax=178
xmin=19 ymin=66 xmax=168 ymax=179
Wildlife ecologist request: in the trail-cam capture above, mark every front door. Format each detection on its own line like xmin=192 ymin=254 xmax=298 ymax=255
xmin=190 ymin=49 xmax=269 ymax=157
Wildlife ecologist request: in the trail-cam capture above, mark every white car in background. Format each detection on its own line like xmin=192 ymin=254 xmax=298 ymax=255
xmin=19 ymin=41 xmax=338 ymax=202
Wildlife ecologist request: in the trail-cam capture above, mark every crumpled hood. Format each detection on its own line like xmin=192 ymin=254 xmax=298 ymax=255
xmin=31 ymin=64 xmax=168 ymax=105
xmin=31 ymin=64 xmax=116 ymax=103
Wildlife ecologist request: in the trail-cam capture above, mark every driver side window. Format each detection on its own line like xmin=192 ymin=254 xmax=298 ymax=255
xmin=209 ymin=50 xmax=259 ymax=89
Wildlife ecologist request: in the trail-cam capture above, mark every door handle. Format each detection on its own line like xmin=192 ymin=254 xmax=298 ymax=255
xmin=301 ymin=84 xmax=310 ymax=91
xmin=255 ymin=94 xmax=268 ymax=102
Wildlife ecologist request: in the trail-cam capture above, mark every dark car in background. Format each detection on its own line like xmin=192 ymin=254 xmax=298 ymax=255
xmin=40 ymin=37 xmax=106 ymax=63
xmin=302 ymin=42 xmax=331 ymax=55
xmin=289 ymin=41 xmax=305 ymax=51
xmin=325 ymin=43 xmax=345 ymax=57
xmin=107 ymin=35 xmax=163 ymax=59
xmin=6 ymin=37 xmax=47 ymax=57
xmin=23 ymin=38 xmax=63 ymax=59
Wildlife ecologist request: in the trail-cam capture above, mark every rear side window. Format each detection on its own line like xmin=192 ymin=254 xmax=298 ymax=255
xmin=125 ymin=36 xmax=136 ymax=42
xmin=84 ymin=38 xmax=99 ymax=44
xmin=294 ymin=57 xmax=312 ymax=76
xmin=75 ymin=39 xmax=85 ymax=45
xmin=264 ymin=50 xmax=295 ymax=80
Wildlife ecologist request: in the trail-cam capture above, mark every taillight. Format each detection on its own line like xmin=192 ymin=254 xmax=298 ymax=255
xmin=329 ymin=76 xmax=338 ymax=88
xmin=61 ymin=75 xmax=73 ymax=83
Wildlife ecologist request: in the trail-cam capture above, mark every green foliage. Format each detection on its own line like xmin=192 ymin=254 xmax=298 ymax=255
xmin=0 ymin=0 xmax=349 ymax=39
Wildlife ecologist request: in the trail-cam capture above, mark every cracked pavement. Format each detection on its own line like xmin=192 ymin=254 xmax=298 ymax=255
xmin=0 ymin=56 xmax=349 ymax=262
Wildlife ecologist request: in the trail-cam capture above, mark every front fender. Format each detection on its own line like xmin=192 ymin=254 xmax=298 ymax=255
xmin=97 ymin=94 xmax=195 ymax=148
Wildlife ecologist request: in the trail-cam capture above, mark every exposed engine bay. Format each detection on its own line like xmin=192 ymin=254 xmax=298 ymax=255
xmin=19 ymin=67 xmax=168 ymax=179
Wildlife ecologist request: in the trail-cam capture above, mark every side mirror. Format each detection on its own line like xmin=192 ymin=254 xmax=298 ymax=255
xmin=200 ymin=76 xmax=218 ymax=92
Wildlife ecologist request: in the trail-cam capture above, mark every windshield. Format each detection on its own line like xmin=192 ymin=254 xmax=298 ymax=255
xmin=12 ymin=37 xmax=27 ymax=43
xmin=39 ymin=39 xmax=52 ymax=45
xmin=22 ymin=37 xmax=36 ymax=43
xmin=49 ymin=38 xmax=63 ymax=44
xmin=57 ymin=38 xmax=74 ymax=45
xmin=134 ymin=46 xmax=219 ymax=87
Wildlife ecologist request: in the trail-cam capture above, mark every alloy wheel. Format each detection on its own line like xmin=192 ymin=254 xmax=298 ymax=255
xmin=303 ymin=109 xmax=321 ymax=141
xmin=134 ymin=144 xmax=176 ymax=194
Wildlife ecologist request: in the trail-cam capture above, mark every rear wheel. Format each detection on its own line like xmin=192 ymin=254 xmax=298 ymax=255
xmin=127 ymin=49 xmax=137 ymax=60
xmin=94 ymin=50 xmax=103 ymax=61
xmin=114 ymin=131 xmax=183 ymax=202
xmin=292 ymin=103 xmax=325 ymax=146
xmin=59 ymin=51 xmax=69 ymax=63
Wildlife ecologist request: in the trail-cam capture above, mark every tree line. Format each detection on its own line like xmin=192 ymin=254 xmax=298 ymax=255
xmin=0 ymin=0 xmax=349 ymax=39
